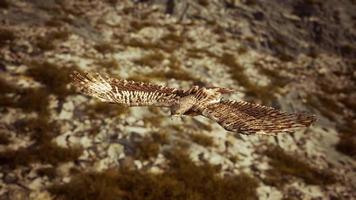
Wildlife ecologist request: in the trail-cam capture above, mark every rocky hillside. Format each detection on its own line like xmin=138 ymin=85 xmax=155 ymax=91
xmin=0 ymin=0 xmax=355 ymax=199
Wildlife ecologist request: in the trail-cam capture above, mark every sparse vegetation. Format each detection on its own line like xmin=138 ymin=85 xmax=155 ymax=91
xmin=85 ymin=102 xmax=129 ymax=118
xmin=0 ymin=131 xmax=10 ymax=145
xmin=0 ymin=142 xmax=82 ymax=168
xmin=27 ymin=61 xmax=77 ymax=98
xmin=94 ymin=42 xmax=116 ymax=54
xmin=129 ymin=20 xmax=155 ymax=31
xmin=197 ymin=0 xmax=209 ymax=6
xmin=305 ymin=94 xmax=340 ymax=121
xmin=125 ymin=33 xmax=183 ymax=53
xmin=0 ymin=0 xmax=10 ymax=9
xmin=335 ymin=125 xmax=356 ymax=158
xmin=263 ymin=146 xmax=336 ymax=187
xmin=336 ymin=134 xmax=356 ymax=158
xmin=95 ymin=59 xmax=120 ymax=70
xmin=15 ymin=88 xmax=50 ymax=116
xmin=133 ymin=51 xmax=165 ymax=68
xmin=49 ymin=149 xmax=258 ymax=200
xmin=151 ymin=131 xmax=169 ymax=145
xmin=0 ymin=77 xmax=51 ymax=116
xmin=0 ymin=117 xmax=82 ymax=168
xmin=143 ymin=115 xmax=164 ymax=127
xmin=36 ymin=30 xmax=71 ymax=51
xmin=0 ymin=28 xmax=15 ymax=46
xmin=133 ymin=136 xmax=160 ymax=160
xmin=189 ymin=133 xmax=214 ymax=147
xmin=220 ymin=53 xmax=280 ymax=104
xmin=37 ymin=166 xmax=57 ymax=179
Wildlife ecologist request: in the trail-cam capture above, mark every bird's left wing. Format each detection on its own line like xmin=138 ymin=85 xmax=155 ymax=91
xmin=70 ymin=71 xmax=186 ymax=107
xmin=201 ymin=100 xmax=316 ymax=135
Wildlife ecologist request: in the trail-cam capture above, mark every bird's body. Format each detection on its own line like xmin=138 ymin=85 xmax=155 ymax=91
xmin=71 ymin=71 xmax=316 ymax=136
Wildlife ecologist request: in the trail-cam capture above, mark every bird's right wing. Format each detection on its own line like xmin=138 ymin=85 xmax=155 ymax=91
xmin=201 ymin=100 xmax=316 ymax=135
xmin=70 ymin=71 xmax=186 ymax=107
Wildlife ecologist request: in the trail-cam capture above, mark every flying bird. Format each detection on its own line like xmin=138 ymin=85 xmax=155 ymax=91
xmin=70 ymin=71 xmax=316 ymax=136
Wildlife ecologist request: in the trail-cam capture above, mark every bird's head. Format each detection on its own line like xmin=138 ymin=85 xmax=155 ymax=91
xmin=170 ymin=96 xmax=195 ymax=116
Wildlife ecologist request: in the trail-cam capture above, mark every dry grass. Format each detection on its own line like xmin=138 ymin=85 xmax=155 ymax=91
xmin=263 ymin=146 xmax=336 ymax=187
xmin=189 ymin=133 xmax=214 ymax=147
xmin=49 ymin=149 xmax=258 ymax=200
xmin=85 ymin=102 xmax=129 ymax=118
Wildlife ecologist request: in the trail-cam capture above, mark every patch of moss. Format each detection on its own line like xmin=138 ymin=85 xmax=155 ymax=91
xmin=36 ymin=30 xmax=71 ymax=51
xmin=15 ymin=88 xmax=50 ymax=116
xmin=0 ymin=131 xmax=10 ymax=145
xmin=45 ymin=18 xmax=64 ymax=27
xmin=0 ymin=28 xmax=15 ymax=46
xmin=0 ymin=0 xmax=10 ymax=9
xmin=95 ymin=58 xmax=120 ymax=70
xmin=0 ymin=87 xmax=50 ymax=116
xmin=0 ymin=78 xmax=51 ymax=116
xmin=133 ymin=136 xmax=160 ymax=160
xmin=133 ymin=51 xmax=165 ymax=68
xmin=197 ymin=0 xmax=209 ymax=6
xmin=125 ymin=38 xmax=177 ymax=53
xmin=263 ymin=146 xmax=336 ymax=186
xmin=94 ymin=42 xmax=116 ymax=54
xmin=255 ymin=63 xmax=290 ymax=89
xmin=336 ymin=134 xmax=356 ymax=158
xmin=335 ymin=125 xmax=356 ymax=158
xmin=129 ymin=20 xmax=155 ymax=31
xmin=165 ymin=69 xmax=198 ymax=81
xmin=37 ymin=166 xmax=57 ymax=179
xmin=161 ymin=33 xmax=184 ymax=44
xmin=305 ymin=94 xmax=340 ymax=121
xmin=0 ymin=142 xmax=82 ymax=168
xmin=193 ymin=119 xmax=213 ymax=131
xmin=142 ymin=115 xmax=164 ymax=127
xmin=164 ymin=149 xmax=259 ymax=200
xmin=85 ymin=102 xmax=129 ymax=118
xmin=243 ymin=0 xmax=258 ymax=6
xmin=228 ymin=155 xmax=238 ymax=164
xmin=2 ymin=117 xmax=82 ymax=168
xmin=36 ymin=39 xmax=56 ymax=51
xmin=151 ymin=131 xmax=169 ymax=145
xmin=13 ymin=117 xmax=59 ymax=148
xmin=49 ymin=149 xmax=258 ymax=200
xmin=187 ymin=48 xmax=220 ymax=59
xmin=27 ymin=61 xmax=76 ymax=98
xmin=189 ymin=133 xmax=214 ymax=147
xmin=0 ymin=77 xmax=16 ymax=93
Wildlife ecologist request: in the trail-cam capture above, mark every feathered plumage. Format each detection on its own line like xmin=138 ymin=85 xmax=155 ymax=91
xmin=70 ymin=71 xmax=316 ymax=136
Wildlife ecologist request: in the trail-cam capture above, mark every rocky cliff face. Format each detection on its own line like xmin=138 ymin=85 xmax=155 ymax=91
xmin=0 ymin=0 xmax=355 ymax=199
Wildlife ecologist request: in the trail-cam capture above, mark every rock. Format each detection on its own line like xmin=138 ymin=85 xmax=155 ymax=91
xmin=28 ymin=177 xmax=44 ymax=190
xmin=134 ymin=160 xmax=143 ymax=169
xmin=107 ymin=143 xmax=124 ymax=160
xmin=80 ymin=136 xmax=93 ymax=148
xmin=29 ymin=191 xmax=52 ymax=200
xmin=257 ymin=185 xmax=283 ymax=200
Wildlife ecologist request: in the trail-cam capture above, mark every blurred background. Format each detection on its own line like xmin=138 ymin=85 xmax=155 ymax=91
xmin=0 ymin=0 xmax=355 ymax=199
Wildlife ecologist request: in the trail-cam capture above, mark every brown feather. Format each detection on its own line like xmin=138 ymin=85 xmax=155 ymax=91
xmin=201 ymin=100 xmax=316 ymax=135
xmin=70 ymin=71 xmax=185 ymax=107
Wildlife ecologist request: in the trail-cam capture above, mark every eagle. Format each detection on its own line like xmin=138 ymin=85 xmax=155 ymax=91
xmin=70 ymin=71 xmax=316 ymax=136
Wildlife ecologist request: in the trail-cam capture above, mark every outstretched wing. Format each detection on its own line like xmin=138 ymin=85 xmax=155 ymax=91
xmin=201 ymin=100 xmax=316 ymax=135
xmin=70 ymin=71 xmax=185 ymax=107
